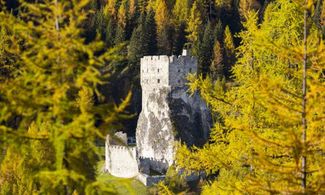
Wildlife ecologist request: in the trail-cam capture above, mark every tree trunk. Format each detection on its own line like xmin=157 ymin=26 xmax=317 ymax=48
xmin=301 ymin=1 xmax=308 ymax=191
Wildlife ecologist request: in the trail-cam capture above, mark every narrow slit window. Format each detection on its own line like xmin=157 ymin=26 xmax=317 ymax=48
xmin=158 ymin=69 xmax=160 ymax=73
xmin=189 ymin=68 xmax=192 ymax=73
xmin=158 ymin=79 xmax=160 ymax=83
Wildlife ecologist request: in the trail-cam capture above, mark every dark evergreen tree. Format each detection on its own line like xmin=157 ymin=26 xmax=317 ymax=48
xmin=128 ymin=23 xmax=146 ymax=65
xmin=198 ymin=21 xmax=214 ymax=76
xmin=157 ymin=25 xmax=174 ymax=55
xmin=105 ymin=18 xmax=116 ymax=47
xmin=213 ymin=19 xmax=223 ymax=42
xmin=172 ymin=22 xmax=187 ymax=55
xmin=144 ymin=10 xmax=158 ymax=55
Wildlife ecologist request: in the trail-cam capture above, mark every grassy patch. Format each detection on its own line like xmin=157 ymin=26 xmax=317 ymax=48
xmin=96 ymin=161 xmax=147 ymax=195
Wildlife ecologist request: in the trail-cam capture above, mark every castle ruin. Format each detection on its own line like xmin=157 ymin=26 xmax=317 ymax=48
xmin=105 ymin=50 xmax=211 ymax=186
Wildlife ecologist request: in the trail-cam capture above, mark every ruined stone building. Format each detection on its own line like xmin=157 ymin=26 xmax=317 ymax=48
xmin=105 ymin=50 xmax=211 ymax=186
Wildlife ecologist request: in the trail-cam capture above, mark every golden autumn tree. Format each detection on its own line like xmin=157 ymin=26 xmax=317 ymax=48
xmin=115 ymin=0 xmax=128 ymax=44
xmin=177 ymin=0 xmax=325 ymax=194
xmin=155 ymin=0 xmax=173 ymax=54
xmin=223 ymin=25 xmax=235 ymax=78
xmin=186 ymin=0 xmax=203 ymax=56
xmin=0 ymin=0 xmax=130 ymax=193
xmin=239 ymin=0 xmax=261 ymax=20
xmin=172 ymin=0 xmax=191 ymax=24
xmin=105 ymin=0 xmax=119 ymax=18
xmin=210 ymin=40 xmax=224 ymax=80
xmin=129 ymin=0 xmax=138 ymax=18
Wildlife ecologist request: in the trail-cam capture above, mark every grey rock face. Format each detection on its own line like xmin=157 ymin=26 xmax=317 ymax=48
xmin=136 ymin=86 xmax=210 ymax=174
xmin=169 ymin=87 xmax=211 ymax=146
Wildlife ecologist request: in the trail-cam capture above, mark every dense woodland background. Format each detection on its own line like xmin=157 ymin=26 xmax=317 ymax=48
xmin=79 ymin=0 xmax=325 ymax=135
xmin=5 ymin=0 xmax=324 ymax=135
xmin=0 ymin=0 xmax=325 ymax=194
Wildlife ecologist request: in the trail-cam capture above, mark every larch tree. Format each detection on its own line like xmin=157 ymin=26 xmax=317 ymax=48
xmin=172 ymin=0 xmax=191 ymax=24
xmin=105 ymin=0 xmax=119 ymax=18
xmin=115 ymin=1 xmax=128 ymax=44
xmin=210 ymin=40 xmax=224 ymax=80
xmin=155 ymin=0 xmax=173 ymax=54
xmin=176 ymin=0 xmax=325 ymax=194
xmin=223 ymin=25 xmax=235 ymax=78
xmin=129 ymin=0 xmax=138 ymax=18
xmin=186 ymin=1 xmax=203 ymax=56
xmin=0 ymin=0 xmax=130 ymax=193
xmin=155 ymin=0 xmax=169 ymax=31
xmin=215 ymin=0 xmax=233 ymax=11
xmin=239 ymin=0 xmax=261 ymax=21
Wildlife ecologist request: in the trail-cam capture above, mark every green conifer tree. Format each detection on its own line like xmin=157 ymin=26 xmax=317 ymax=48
xmin=213 ymin=19 xmax=223 ymax=42
xmin=172 ymin=22 xmax=187 ymax=55
xmin=198 ymin=21 xmax=215 ymax=76
xmin=145 ymin=9 xmax=158 ymax=55
xmin=128 ymin=23 xmax=146 ymax=65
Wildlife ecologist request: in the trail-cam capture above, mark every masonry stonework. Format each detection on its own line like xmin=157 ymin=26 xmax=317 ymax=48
xmin=105 ymin=135 xmax=139 ymax=178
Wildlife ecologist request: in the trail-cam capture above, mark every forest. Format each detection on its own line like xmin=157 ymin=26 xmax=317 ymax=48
xmin=0 ymin=0 xmax=325 ymax=194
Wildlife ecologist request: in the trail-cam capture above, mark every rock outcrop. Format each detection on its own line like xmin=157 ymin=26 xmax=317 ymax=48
xmin=136 ymin=86 xmax=210 ymax=173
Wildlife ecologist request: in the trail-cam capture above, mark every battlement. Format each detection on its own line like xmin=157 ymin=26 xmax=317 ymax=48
xmin=141 ymin=55 xmax=197 ymax=63
xmin=141 ymin=55 xmax=170 ymax=62
xmin=108 ymin=145 xmax=136 ymax=152
xmin=139 ymin=156 xmax=167 ymax=162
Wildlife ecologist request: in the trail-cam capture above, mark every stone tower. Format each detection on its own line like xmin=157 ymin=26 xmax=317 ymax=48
xmin=136 ymin=50 xmax=210 ymax=174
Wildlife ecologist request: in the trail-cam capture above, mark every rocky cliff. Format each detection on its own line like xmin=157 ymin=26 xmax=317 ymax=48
xmin=136 ymin=86 xmax=211 ymax=173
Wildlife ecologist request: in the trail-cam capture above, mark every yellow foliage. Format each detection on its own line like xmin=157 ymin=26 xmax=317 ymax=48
xmin=0 ymin=0 xmax=130 ymax=193
xmin=155 ymin=0 xmax=169 ymax=33
xmin=177 ymin=0 xmax=325 ymax=193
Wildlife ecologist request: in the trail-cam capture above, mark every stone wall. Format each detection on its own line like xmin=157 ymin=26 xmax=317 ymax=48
xmin=136 ymin=173 xmax=166 ymax=187
xmin=169 ymin=55 xmax=197 ymax=87
xmin=138 ymin=157 xmax=169 ymax=174
xmin=140 ymin=55 xmax=170 ymax=88
xmin=105 ymin=140 xmax=139 ymax=178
